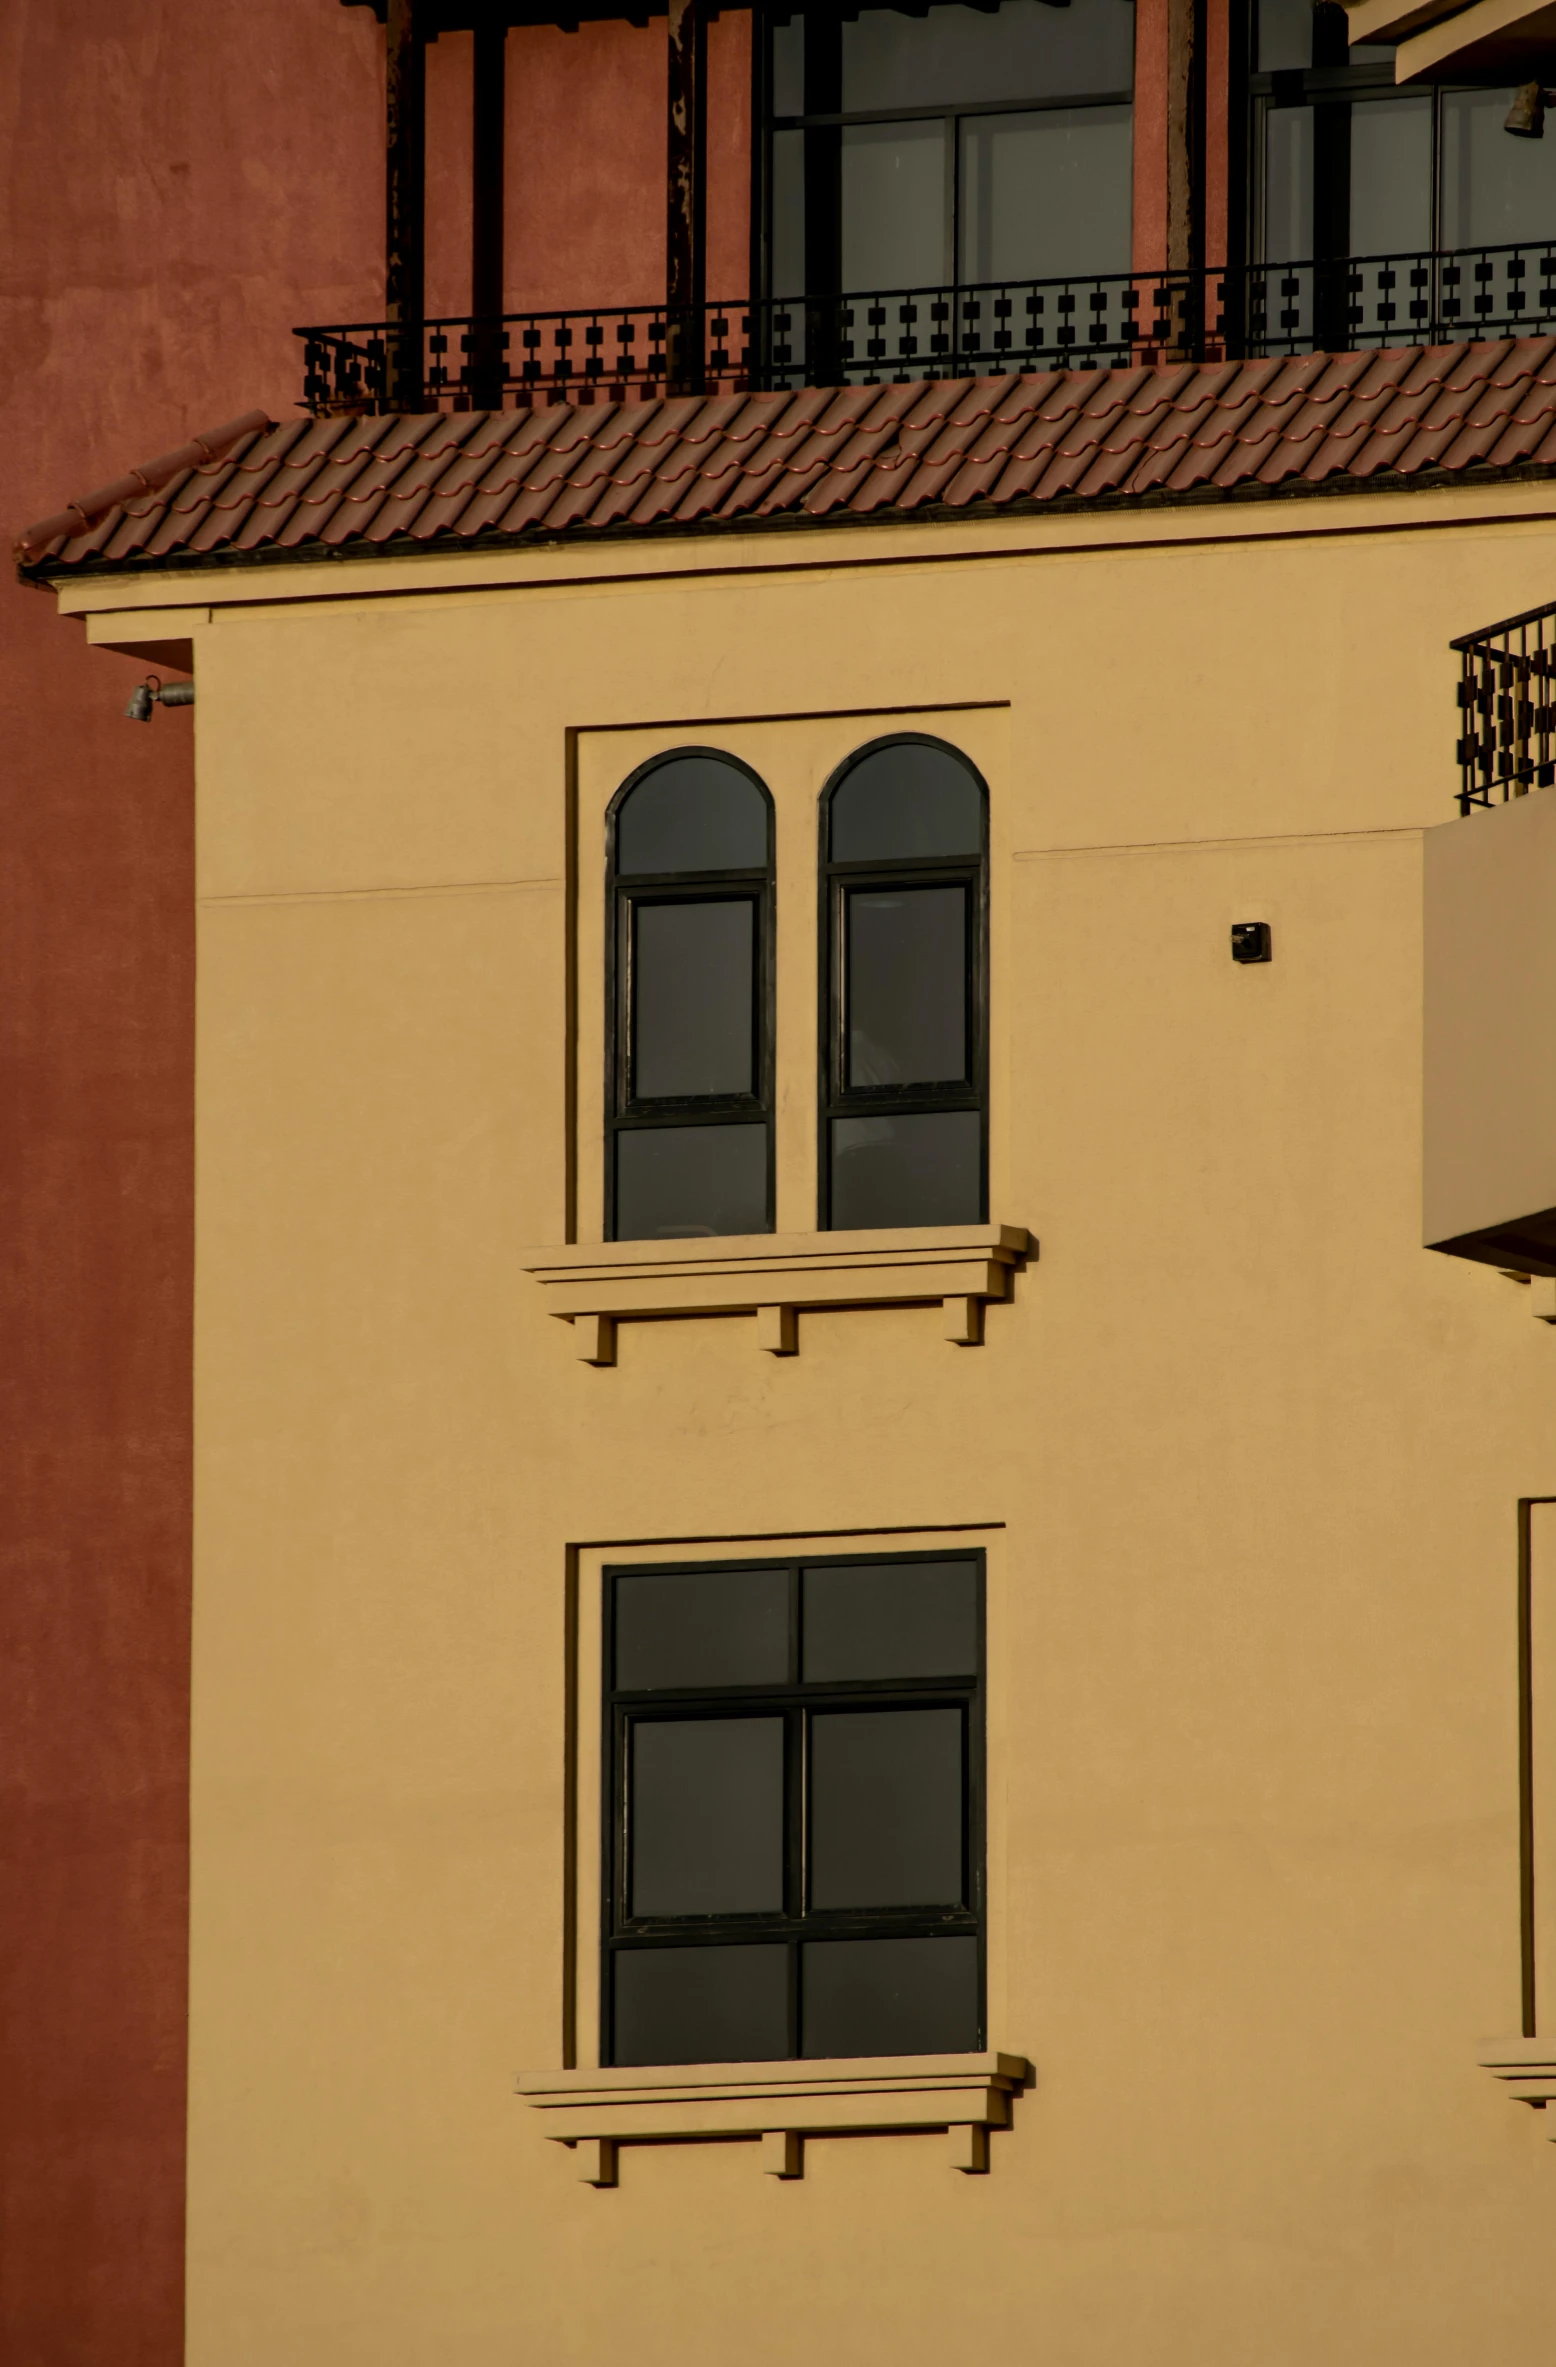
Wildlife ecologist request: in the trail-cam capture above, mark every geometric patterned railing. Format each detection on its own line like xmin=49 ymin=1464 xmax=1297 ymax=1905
xmin=297 ymin=241 xmax=1556 ymax=417
xmin=1454 ymin=600 xmax=1556 ymax=814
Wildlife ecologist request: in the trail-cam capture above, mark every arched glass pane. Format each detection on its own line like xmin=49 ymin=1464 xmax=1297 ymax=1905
xmin=830 ymin=743 xmax=983 ymax=863
xmin=617 ymin=755 xmax=769 ymax=875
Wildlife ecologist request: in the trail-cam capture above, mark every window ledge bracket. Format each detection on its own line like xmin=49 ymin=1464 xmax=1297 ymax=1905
xmin=1478 ymin=2039 xmax=1556 ymax=2136
xmin=524 ymin=1224 xmax=1034 ymax=1358
xmin=517 ymin=2050 xmax=1032 ymax=2179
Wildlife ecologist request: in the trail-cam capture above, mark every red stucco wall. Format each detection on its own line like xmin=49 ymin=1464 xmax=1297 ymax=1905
xmin=0 ymin=5 xmax=380 ymax=2360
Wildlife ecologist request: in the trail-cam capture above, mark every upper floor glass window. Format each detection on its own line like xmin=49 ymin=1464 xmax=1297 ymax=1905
xmin=765 ymin=0 xmax=1135 ymax=303
xmin=821 ymin=737 xmax=988 ymax=1231
xmin=1251 ymin=0 xmax=1556 ymax=267
xmin=606 ymin=751 xmax=774 ymax=1241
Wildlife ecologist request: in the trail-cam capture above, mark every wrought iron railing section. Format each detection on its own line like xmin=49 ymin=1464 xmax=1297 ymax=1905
xmin=1454 ymin=602 xmax=1556 ymax=814
xmin=297 ymin=240 xmax=1556 ymax=416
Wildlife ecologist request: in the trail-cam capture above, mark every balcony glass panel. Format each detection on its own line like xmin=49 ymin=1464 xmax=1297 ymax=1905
xmin=840 ymin=0 xmax=1133 ymax=112
xmin=1351 ymin=94 xmax=1432 ymax=254
xmin=1441 ymin=88 xmax=1556 ymax=249
xmin=960 ymin=102 xmax=1132 ymax=282
xmin=842 ymin=119 xmax=950 ymax=292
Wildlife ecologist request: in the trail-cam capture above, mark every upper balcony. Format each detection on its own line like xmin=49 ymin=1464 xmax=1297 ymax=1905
xmin=1426 ymin=598 xmax=1556 ymax=1278
xmin=298 ymin=238 xmax=1556 ymax=411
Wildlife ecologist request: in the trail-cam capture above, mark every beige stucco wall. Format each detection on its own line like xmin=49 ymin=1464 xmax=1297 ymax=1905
xmin=62 ymin=480 xmax=1556 ymax=2364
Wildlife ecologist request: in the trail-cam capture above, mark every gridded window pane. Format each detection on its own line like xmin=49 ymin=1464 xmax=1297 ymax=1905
xmin=616 ymin=1566 xmax=790 ymax=1692
xmin=632 ymin=900 xmax=755 ymax=1100
xmin=847 ymin=886 xmax=967 ymax=1088
xmin=960 ymin=104 xmax=1132 ymax=283
xmin=1350 ymin=95 xmax=1431 ymax=255
xmin=830 ymin=1109 xmax=981 ymax=1228
xmin=830 ymin=744 xmax=983 ymax=862
xmin=1265 ymin=103 xmax=1314 ymax=264
xmin=803 ymin=1559 xmax=977 ymax=1681
xmin=810 ymin=1707 xmax=965 ymax=1909
xmin=1441 ymin=88 xmax=1556 ymax=250
xmin=1256 ymin=0 xmax=1313 ymax=71
xmin=616 ymin=757 xmax=768 ymax=876
xmin=630 ymin=1717 xmax=784 ymax=1916
xmin=615 ymin=1121 xmax=768 ymax=1239
xmin=614 ymin=1943 xmax=789 ymax=2065
xmin=841 ymin=0 xmax=1134 ymax=113
xmin=841 ymin=119 xmax=950 ymax=292
xmin=802 ymin=1934 xmax=980 ymax=2057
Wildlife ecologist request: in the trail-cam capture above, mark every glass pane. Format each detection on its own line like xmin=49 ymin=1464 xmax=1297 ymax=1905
xmin=960 ymin=105 xmax=1132 ymax=284
xmin=616 ymin=756 xmax=768 ymax=876
xmin=841 ymin=119 xmax=949 ymax=292
xmin=810 ymin=1707 xmax=964 ymax=1909
xmin=847 ymin=887 xmax=967 ymax=1088
xmin=1441 ymin=88 xmax=1556 ymax=251
xmin=830 ymin=1109 xmax=981 ymax=1229
xmin=773 ymin=12 xmax=804 ymax=114
xmin=830 ymin=743 xmax=983 ymax=862
xmin=1256 ymin=0 xmax=1312 ymax=71
xmin=772 ymin=127 xmax=806 ymax=299
xmin=803 ymin=1558 xmax=978 ymax=1681
xmin=1350 ymin=95 xmax=1431 ymax=254
xmin=1264 ymin=103 xmax=1313 ymax=264
xmin=616 ymin=1565 xmax=790 ymax=1691
xmin=630 ymin=1716 xmax=785 ymax=1916
xmin=632 ymin=899 xmax=755 ymax=1101
xmin=801 ymin=1934 xmax=979 ymax=2058
xmin=614 ymin=1121 xmax=768 ymax=1240
xmin=613 ymin=1943 xmax=789 ymax=2065
xmin=842 ymin=0 xmax=1133 ymax=113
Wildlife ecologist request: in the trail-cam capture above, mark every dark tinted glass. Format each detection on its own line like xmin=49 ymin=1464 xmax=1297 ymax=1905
xmin=846 ymin=886 xmax=967 ymax=1087
xmin=614 ymin=1943 xmax=789 ymax=2065
xmin=829 ymin=1109 xmax=980 ymax=1228
xmin=810 ymin=1708 xmax=964 ymax=1909
xmin=616 ymin=757 xmax=769 ymax=876
xmin=630 ymin=1717 xmax=784 ymax=1916
xmin=803 ymin=1559 xmax=977 ymax=1682
xmin=633 ymin=900 xmax=755 ymax=1099
xmin=616 ymin=1566 xmax=790 ymax=1691
xmin=839 ymin=0 xmax=1134 ymax=112
xmin=1255 ymin=0 xmax=1313 ymax=69
xmin=801 ymin=1935 xmax=979 ymax=2058
xmin=830 ymin=744 xmax=983 ymax=863
xmin=615 ymin=1121 xmax=768 ymax=1239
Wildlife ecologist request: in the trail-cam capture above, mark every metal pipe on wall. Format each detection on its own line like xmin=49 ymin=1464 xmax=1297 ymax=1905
xmin=666 ymin=0 xmax=707 ymax=395
xmin=386 ymin=0 xmax=427 ymax=408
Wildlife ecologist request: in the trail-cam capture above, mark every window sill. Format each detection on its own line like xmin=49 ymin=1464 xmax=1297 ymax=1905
xmin=517 ymin=2052 xmax=1032 ymax=2181
xmin=523 ymin=1224 xmax=1035 ymax=1362
xmin=1478 ymin=2039 xmax=1556 ymax=2137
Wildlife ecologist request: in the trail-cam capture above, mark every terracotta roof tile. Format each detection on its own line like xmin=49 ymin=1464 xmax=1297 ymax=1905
xmin=18 ymin=342 xmax=1556 ymax=576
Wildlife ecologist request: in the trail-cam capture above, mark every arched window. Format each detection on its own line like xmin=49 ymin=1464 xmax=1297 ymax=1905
xmin=607 ymin=751 xmax=774 ymax=1241
xmin=821 ymin=737 xmax=988 ymax=1231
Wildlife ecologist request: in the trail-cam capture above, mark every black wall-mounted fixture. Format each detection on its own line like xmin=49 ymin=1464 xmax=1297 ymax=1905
xmin=1231 ymin=921 xmax=1272 ymax=963
xmin=125 ymin=675 xmax=194 ymax=721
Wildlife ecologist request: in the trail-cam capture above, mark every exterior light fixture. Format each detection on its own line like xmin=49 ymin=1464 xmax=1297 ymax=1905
xmin=125 ymin=674 xmax=194 ymax=720
xmin=1506 ymin=81 xmax=1546 ymax=137
xmin=1231 ymin=921 xmax=1272 ymax=963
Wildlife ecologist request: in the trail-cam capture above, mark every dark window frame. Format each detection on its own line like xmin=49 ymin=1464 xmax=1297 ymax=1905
xmin=818 ymin=733 xmax=990 ymax=1232
xmin=601 ymin=1548 xmax=986 ymax=2066
xmin=754 ymin=0 xmax=1136 ymax=308
xmin=604 ymin=747 xmax=777 ymax=1241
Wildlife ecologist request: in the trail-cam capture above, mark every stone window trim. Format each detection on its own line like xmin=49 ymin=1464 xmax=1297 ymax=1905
xmin=523 ymin=1221 xmax=1034 ymax=1363
xmin=517 ymin=2050 xmax=1033 ymax=2184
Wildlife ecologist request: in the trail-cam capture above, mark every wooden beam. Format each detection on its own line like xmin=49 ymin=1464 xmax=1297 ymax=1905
xmin=385 ymin=0 xmax=427 ymax=407
xmin=665 ymin=0 xmax=707 ymax=395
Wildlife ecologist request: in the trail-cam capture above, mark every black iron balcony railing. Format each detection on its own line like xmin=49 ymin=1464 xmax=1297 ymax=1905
xmin=1455 ymin=601 xmax=1556 ymax=814
xmin=298 ymin=240 xmax=1556 ymax=417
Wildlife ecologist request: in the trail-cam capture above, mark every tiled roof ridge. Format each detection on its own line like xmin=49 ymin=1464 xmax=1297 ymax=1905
xmin=15 ymin=411 xmax=274 ymax=564
xmin=39 ymin=345 xmax=1556 ymax=544
xmin=21 ymin=341 xmax=1556 ymax=575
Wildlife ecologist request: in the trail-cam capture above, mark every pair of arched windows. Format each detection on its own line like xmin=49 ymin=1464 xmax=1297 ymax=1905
xmin=606 ymin=738 xmax=988 ymax=1240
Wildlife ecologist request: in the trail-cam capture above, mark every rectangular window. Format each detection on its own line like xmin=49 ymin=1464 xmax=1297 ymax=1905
xmin=603 ymin=1552 xmax=985 ymax=2065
